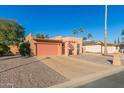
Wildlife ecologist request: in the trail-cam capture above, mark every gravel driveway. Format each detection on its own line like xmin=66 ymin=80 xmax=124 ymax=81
xmin=0 ymin=56 xmax=68 ymax=88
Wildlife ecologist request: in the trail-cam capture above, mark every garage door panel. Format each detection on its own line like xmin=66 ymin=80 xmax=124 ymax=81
xmin=36 ymin=43 xmax=58 ymax=56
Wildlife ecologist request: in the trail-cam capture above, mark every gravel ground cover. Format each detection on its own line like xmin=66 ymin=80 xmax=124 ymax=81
xmin=0 ymin=56 xmax=68 ymax=88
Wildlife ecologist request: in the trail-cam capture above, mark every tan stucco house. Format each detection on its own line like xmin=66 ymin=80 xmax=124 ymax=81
xmin=24 ymin=33 xmax=83 ymax=56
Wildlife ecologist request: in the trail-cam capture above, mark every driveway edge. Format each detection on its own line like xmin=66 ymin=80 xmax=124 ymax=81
xmin=50 ymin=66 xmax=124 ymax=88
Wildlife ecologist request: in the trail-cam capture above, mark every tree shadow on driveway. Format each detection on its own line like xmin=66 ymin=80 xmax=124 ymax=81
xmin=0 ymin=57 xmax=51 ymax=74
xmin=0 ymin=56 xmax=21 ymax=61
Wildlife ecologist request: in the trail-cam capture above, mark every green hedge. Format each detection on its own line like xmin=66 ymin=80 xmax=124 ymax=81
xmin=19 ymin=42 xmax=31 ymax=57
xmin=0 ymin=44 xmax=10 ymax=56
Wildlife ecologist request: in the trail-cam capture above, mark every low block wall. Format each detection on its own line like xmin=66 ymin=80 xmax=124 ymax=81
xmin=84 ymin=45 xmax=119 ymax=54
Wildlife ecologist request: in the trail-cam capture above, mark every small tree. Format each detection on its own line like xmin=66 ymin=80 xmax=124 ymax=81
xmin=0 ymin=19 xmax=25 ymax=46
xmin=19 ymin=42 xmax=31 ymax=57
xmin=0 ymin=44 xmax=10 ymax=56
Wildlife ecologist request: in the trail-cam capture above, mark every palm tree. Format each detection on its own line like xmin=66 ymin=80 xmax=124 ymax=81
xmin=72 ymin=28 xmax=78 ymax=37
xmin=87 ymin=33 xmax=93 ymax=40
xmin=121 ymin=30 xmax=124 ymax=36
xmin=121 ymin=30 xmax=124 ymax=43
xmin=79 ymin=27 xmax=84 ymax=45
xmin=79 ymin=27 xmax=84 ymax=33
xmin=104 ymin=5 xmax=108 ymax=55
xmin=83 ymin=36 xmax=87 ymax=41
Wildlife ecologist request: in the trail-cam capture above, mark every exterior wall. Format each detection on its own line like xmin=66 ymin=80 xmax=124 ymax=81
xmin=120 ymin=45 xmax=124 ymax=53
xmin=25 ymin=33 xmax=36 ymax=56
xmin=84 ymin=45 xmax=102 ymax=53
xmin=9 ymin=45 xmax=18 ymax=55
xmin=7 ymin=33 xmax=35 ymax=55
xmin=62 ymin=37 xmax=82 ymax=55
xmin=52 ymin=37 xmax=83 ymax=56
xmin=84 ymin=45 xmax=119 ymax=54
xmin=58 ymin=43 xmax=62 ymax=55
xmin=102 ymin=46 xmax=118 ymax=54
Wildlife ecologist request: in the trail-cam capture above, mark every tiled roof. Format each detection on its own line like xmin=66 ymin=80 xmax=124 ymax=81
xmin=33 ymin=38 xmax=62 ymax=43
xmin=83 ymin=41 xmax=103 ymax=46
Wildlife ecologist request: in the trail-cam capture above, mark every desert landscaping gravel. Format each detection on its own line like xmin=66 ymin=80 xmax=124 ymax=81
xmin=0 ymin=56 xmax=69 ymax=88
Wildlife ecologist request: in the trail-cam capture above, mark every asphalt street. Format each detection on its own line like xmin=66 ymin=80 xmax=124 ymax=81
xmin=78 ymin=71 xmax=124 ymax=88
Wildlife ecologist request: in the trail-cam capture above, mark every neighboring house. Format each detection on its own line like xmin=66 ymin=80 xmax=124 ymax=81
xmin=26 ymin=33 xmax=83 ymax=56
xmin=83 ymin=41 xmax=119 ymax=54
xmin=118 ymin=43 xmax=124 ymax=53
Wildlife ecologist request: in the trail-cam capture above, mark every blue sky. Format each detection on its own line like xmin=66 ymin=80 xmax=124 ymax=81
xmin=0 ymin=5 xmax=123 ymax=43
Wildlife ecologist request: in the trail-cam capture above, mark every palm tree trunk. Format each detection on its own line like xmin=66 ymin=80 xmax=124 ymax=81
xmin=104 ymin=5 xmax=108 ymax=55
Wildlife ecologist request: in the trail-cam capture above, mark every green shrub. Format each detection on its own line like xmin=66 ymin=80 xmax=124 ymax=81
xmin=19 ymin=42 xmax=31 ymax=57
xmin=0 ymin=44 xmax=10 ymax=56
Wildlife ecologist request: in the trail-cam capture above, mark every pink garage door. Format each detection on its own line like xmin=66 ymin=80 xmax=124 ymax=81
xmin=36 ymin=43 xmax=59 ymax=56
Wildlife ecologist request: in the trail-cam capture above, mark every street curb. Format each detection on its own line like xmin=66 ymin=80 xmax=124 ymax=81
xmin=50 ymin=66 xmax=124 ymax=88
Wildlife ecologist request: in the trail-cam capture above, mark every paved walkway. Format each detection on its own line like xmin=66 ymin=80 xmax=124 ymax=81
xmin=0 ymin=56 xmax=68 ymax=88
